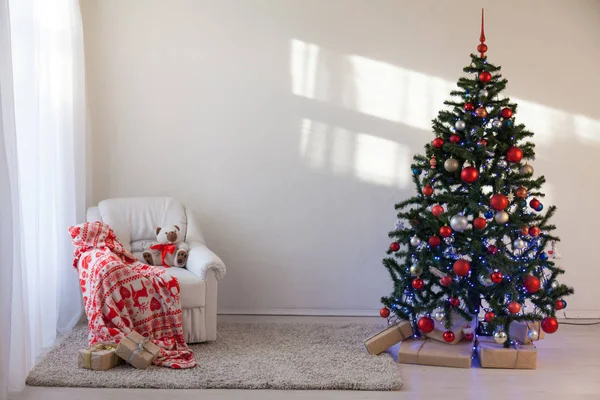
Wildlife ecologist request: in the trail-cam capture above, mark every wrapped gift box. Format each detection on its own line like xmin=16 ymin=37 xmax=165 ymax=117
xmin=476 ymin=336 xmax=537 ymax=369
xmin=509 ymin=321 xmax=545 ymax=344
xmin=364 ymin=321 xmax=414 ymax=355
xmin=425 ymin=311 xmax=474 ymax=345
xmin=78 ymin=343 xmax=121 ymax=371
xmin=398 ymin=338 xmax=474 ymax=368
xmin=115 ymin=331 xmax=161 ymax=369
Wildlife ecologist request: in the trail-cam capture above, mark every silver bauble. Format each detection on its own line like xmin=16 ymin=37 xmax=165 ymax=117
xmin=409 ymin=265 xmax=423 ymax=276
xmin=550 ymin=281 xmax=559 ymax=290
xmin=450 ymin=214 xmax=469 ymax=232
xmin=479 ymin=275 xmax=493 ymax=287
xmin=497 ymin=159 xmax=508 ymax=168
xmin=494 ymin=211 xmax=509 ymax=224
xmin=493 ymin=330 xmax=508 ymax=344
xmin=434 ymin=311 xmax=446 ymax=322
xmin=492 ymin=119 xmax=503 ymax=129
xmin=513 ymin=238 xmax=527 ymax=249
xmin=410 ymin=236 xmax=422 ymax=247
xmin=444 ymin=236 xmax=455 ymax=245
xmin=454 ymin=120 xmax=466 ymax=131
xmin=520 ymin=164 xmax=534 ymax=175
xmin=479 ymin=89 xmax=489 ymax=98
xmin=444 ymin=157 xmax=460 ymax=172
xmin=527 ymin=329 xmax=539 ymax=341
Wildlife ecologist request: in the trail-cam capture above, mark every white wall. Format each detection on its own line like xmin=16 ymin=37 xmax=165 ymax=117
xmin=81 ymin=0 xmax=600 ymax=317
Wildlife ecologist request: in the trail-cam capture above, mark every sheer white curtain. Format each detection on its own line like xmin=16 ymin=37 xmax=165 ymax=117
xmin=0 ymin=0 xmax=86 ymax=398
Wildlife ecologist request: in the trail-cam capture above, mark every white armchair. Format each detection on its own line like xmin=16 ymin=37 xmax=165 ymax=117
xmin=86 ymin=197 xmax=226 ymax=343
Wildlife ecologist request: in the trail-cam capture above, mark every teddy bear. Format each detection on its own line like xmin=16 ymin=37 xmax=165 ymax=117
xmin=142 ymin=224 xmax=189 ymax=268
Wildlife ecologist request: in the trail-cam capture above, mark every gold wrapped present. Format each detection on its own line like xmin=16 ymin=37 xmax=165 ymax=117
xmin=509 ymin=321 xmax=545 ymax=344
xmin=77 ymin=343 xmax=121 ymax=371
xmin=398 ymin=337 xmax=474 ymax=368
xmin=364 ymin=321 xmax=414 ymax=355
xmin=115 ymin=331 xmax=161 ymax=369
xmin=476 ymin=336 xmax=537 ymax=369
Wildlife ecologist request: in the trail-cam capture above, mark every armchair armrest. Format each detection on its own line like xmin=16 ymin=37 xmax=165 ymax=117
xmin=186 ymin=241 xmax=226 ymax=281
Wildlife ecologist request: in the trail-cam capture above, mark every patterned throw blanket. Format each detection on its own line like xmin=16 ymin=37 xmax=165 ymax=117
xmin=69 ymin=222 xmax=196 ymax=369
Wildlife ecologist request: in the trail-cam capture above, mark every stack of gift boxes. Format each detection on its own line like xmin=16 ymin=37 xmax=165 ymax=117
xmin=365 ymin=315 xmax=543 ymax=369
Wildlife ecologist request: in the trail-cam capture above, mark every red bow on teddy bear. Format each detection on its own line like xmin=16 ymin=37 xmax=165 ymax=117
xmin=150 ymin=243 xmax=176 ymax=268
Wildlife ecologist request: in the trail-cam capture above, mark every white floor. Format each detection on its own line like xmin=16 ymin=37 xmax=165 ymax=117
xmin=14 ymin=315 xmax=600 ymax=400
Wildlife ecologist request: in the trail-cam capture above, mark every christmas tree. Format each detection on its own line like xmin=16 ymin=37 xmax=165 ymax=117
xmin=380 ymin=10 xmax=574 ymax=347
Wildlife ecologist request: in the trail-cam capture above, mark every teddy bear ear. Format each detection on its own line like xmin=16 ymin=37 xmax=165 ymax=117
xmin=155 ymin=227 xmax=162 ymax=236
xmin=174 ymin=225 xmax=180 ymax=231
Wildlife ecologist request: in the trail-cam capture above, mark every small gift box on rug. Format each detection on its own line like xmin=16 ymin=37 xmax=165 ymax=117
xmin=476 ymin=336 xmax=537 ymax=369
xmin=509 ymin=321 xmax=545 ymax=344
xmin=364 ymin=321 xmax=414 ymax=355
xmin=77 ymin=343 xmax=121 ymax=371
xmin=115 ymin=331 xmax=161 ymax=369
xmin=398 ymin=338 xmax=474 ymax=368
xmin=424 ymin=311 xmax=473 ymax=345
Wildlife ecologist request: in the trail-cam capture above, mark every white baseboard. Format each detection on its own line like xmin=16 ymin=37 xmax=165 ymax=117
xmin=218 ymin=308 xmax=380 ymax=317
xmin=562 ymin=310 xmax=600 ymax=319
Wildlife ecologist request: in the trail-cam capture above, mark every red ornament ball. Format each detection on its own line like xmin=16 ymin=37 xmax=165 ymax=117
xmin=380 ymin=307 xmax=390 ymax=318
xmin=490 ymin=194 xmax=509 ymax=211
xmin=475 ymin=107 xmax=488 ymax=118
xmin=484 ymin=311 xmax=495 ymax=323
xmin=443 ymin=331 xmax=456 ymax=343
xmin=516 ymin=186 xmax=528 ymax=199
xmin=432 ymin=137 xmax=445 ymax=148
xmin=431 ymin=204 xmax=444 ymax=217
xmin=461 ymin=166 xmax=479 ymax=184
xmin=412 ymin=278 xmax=424 ymax=290
xmin=389 ymin=242 xmax=400 ymax=252
xmin=506 ymin=147 xmax=524 ymax=163
xmin=418 ymin=317 xmax=435 ymax=333
xmin=477 ymin=43 xmax=488 ymax=54
xmin=529 ymin=226 xmax=541 ymax=237
xmin=439 ymin=226 xmax=453 ymax=238
xmin=449 ymin=297 xmax=460 ymax=307
xmin=440 ymin=275 xmax=453 ymax=287
xmin=464 ymin=332 xmax=474 ymax=341
xmin=473 ymin=217 xmax=487 ymax=230
xmin=478 ymin=138 xmax=488 ymax=146
xmin=449 ymin=134 xmax=461 ymax=144
xmin=491 ymin=271 xmax=503 ymax=283
xmin=529 ymin=198 xmax=541 ymax=210
xmin=555 ymin=299 xmax=565 ymax=310
xmin=508 ymin=301 xmax=521 ymax=314
xmin=453 ymin=259 xmax=471 ymax=277
xmin=541 ymin=316 xmax=559 ymax=334
xmin=501 ymin=107 xmax=513 ymax=119
xmin=428 ymin=236 xmax=441 ymax=248
xmin=520 ymin=226 xmax=530 ymax=235
xmin=487 ymin=245 xmax=498 ymax=255
xmin=479 ymin=71 xmax=492 ymax=83
xmin=464 ymin=102 xmax=475 ymax=111
xmin=423 ymin=184 xmax=434 ymax=197
xmin=524 ymin=275 xmax=541 ymax=293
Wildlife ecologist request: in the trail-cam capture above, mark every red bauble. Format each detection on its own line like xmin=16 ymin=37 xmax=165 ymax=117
xmin=516 ymin=186 xmax=528 ymax=199
xmin=541 ymin=316 xmax=559 ymax=334
xmin=449 ymin=297 xmax=460 ymax=307
xmin=491 ymin=271 xmax=503 ymax=283
xmin=449 ymin=134 xmax=461 ymax=144
xmin=431 ymin=204 xmax=444 ymax=217
xmin=490 ymin=194 xmax=509 ymax=211
xmin=501 ymin=107 xmax=513 ymax=119
xmin=453 ymin=259 xmax=471 ymax=277
xmin=440 ymin=275 xmax=453 ymax=287
xmin=418 ymin=317 xmax=435 ymax=333
xmin=529 ymin=226 xmax=541 ymax=237
xmin=432 ymin=137 xmax=445 ymax=148
xmin=484 ymin=311 xmax=495 ymax=322
xmin=477 ymin=43 xmax=488 ymax=54
xmin=473 ymin=217 xmax=487 ymax=230
xmin=529 ymin=198 xmax=541 ymax=210
xmin=555 ymin=299 xmax=565 ymax=310
xmin=380 ymin=307 xmax=390 ymax=318
xmin=520 ymin=226 xmax=530 ymax=235
xmin=479 ymin=71 xmax=492 ymax=83
xmin=464 ymin=102 xmax=475 ymax=111
xmin=428 ymin=236 xmax=441 ymax=248
xmin=464 ymin=333 xmax=474 ymax=341
xmin=461 ymin=166 xmax=479 ymax=184
xmin=389 ymin=242 xmax=400 ymax=252
xmin=506 ymin=147 xmax=524 ymax=163
xmin=412 ymin=278 xmax=424 ymax=290
xmin=478 ymin=138 xmax=488 ymax=146
xmin=487 ymin=245 xmax=498 ymax=255
xmin=508 ymin=301 xmax=521 ymax=314
xmin=423 ymin=184 xmax=434 ymax=197
xmin=439 ymin=226 xmax=452 ymax=238
xmin=475 ymin=107 xmax=488 ymax=118
xmin=443 ymin=331 xmax=456 ymax=343
xmin=524 ymin=275 xmax=541 ymax=293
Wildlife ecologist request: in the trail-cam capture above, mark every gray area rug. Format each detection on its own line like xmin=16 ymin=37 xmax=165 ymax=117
xmin=26 ymin=322 xmax=402 ymax=390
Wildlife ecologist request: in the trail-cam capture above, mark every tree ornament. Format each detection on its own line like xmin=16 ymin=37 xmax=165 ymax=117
xmin=520 ymin=226 xmax=530 ymax=235
xmin=410 ymin=236 xmax=422 ymax=247
xmin=516 ymin=186 xmax=528 ymax=199
xmin=520 ymin=163 xmax=534 ymax=175
xmin=412 ymin=278 xmax=424 ymax=290
xmin=432 ymin=137 xmax=444 ymax=148
xmin=418 ymin=317 xmax=435 ymax=333
xmin=477 ymin=138 xmax=488 ymax=146
xmin=464 ymin=332 xmax=474 ymax=341
xmin=440 ymin=275 xmax=453 ymax=287
xmin=473 ymin=217 xmax=487 ymax=230
xmin=539 ymin=252 xmax=548 ymax=261
xmin=431 ymin=204 xmax=444 ymax=217
xmin=475 ymin=107 xmax=488 ymax=118
xmin=449 ymin=297 xmax=460 ymax=307
xmin=487 ymin=245 xmax=498 ymax=255
xmin=513 ymin=238 xmax=527 ymax=249
xmin=389 ymin=242 xmax=400 ymax=252
xmin=444 ymin=157 xmax=459 ymax=172
xmin=561 ymin=300 xmax=568 ymax=309
xmin=541 ymin=317 xmax=559 ymax=334
xmin=443 ymin=331 xmax=456 ymax=343
xmin=491 ymin=271 xmax=503 ymax=283
xmin=428 ymin=236 xmax=441 ymax=248
xmin=550 ymin=281 xmax=559 ymax=290
xmin=524 ymin=275 xmax=541 ymax=293
xmin=450 ymin=214 xmax=468 ymax=232
xmin=453 ymin=259 xmax=471 ymax=277
xmin=449 ymin=134 xmax=461 ymax=144
xmin=497 ymin=159 xmax=508 ymax=168
xmin=508 ymin=301 xmax=521 ymax=314
xmin=555 ymin=299 xmax=565 ymax=310
xmin=501 ymin=107 xmax=513 ymax=119
xmin=484 ymin=311 xmax=495 ymax=322
xmin=434 ymin=311 xmax=446 ymax=322
xmin=454 ymin=120 xmax=467 ymax=131
xmin=492 ymin=119 xmax=503 ymax=129
xmin=461 ymin=166 xmax=479 ymax=183
xmin=507 ymin=192 xmax=515 ymax=202
xmin=479 ymin=88 xmax=489 ymax=98
xmin=380 ymin=307 xmax=390 ymax=318
xmin=493 ymin=330 xmax=508 ymax=344
xmin=439 ymin=226 xmax=452 ymax=238
xmin=527 ymin=329 xmax=540 ymax=341
xmin=484 ymin=210 xmax=494 ymax=219
xmin=479 ymin=71 xmax=492 ymax=83
xmin=464 ymin=102 xmax=475 ymax=111
xmin=430 ymin=156 xmax=437 ymax=169
xmin=423 ymin=184 xmax=434 ymax=197
xmin=495 ymin=211 xmax=509 ymax=224
xmin=410 ymin=265 xmax=423 ymax=276
xmin=490 ymin=194 xmax=509 ymax=210
xmin=412 ymin=167 xmax=422 ymax=175
xmin=529 ymin=226 xmax=541 ymax=237
xmin=506 ymin=147 xmax=523 ymax=163
xmin=529 ymin=198 xmax=541 ymax=210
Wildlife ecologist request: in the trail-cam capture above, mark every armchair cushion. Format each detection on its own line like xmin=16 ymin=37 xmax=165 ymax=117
xmin=187 ymin=241 xmax=226 ymax=280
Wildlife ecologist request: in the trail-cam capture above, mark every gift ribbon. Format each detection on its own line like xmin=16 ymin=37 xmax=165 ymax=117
xmin=127 ymin=336 xmax=151 ymax=364
xmin=150 ymin=243 xmax=176 ymax=268
xmin=83 ymin=343 xmax=117 ymax=369
xmin=414 ymin=339 xmax=427 ymax=365
xmin=512 ymin=340 xmax=536 ymax=368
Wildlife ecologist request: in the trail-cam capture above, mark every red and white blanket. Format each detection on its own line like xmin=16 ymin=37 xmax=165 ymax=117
xmin=69 ymin=221 xmax=196 ymax=369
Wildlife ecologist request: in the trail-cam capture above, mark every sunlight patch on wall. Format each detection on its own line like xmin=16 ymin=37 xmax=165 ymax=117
xmin=353 ymin=133 xmax=411 ymax=187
